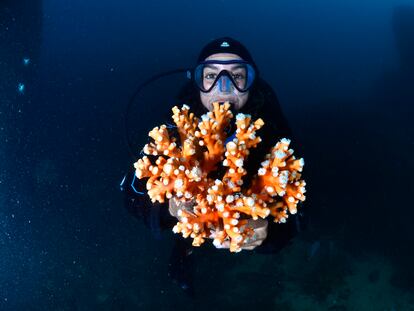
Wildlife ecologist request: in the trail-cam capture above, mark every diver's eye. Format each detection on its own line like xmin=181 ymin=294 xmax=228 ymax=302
xmin=204 ymin=73 xmax=217 ymax=80
xmin=232 ymin=73 xmax=245 ymax=80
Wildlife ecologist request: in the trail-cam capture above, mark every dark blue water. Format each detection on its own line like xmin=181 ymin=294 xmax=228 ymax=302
xmin=1 ymin=0 xmax=413 ymax=310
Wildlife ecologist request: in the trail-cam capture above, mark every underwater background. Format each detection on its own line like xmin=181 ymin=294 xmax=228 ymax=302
xmin=1 ymin=0 xmax=414 ymax=310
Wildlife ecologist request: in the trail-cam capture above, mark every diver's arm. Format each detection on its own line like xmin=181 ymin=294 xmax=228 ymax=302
xmin=120 ymin=168 xmax=174 ymax=235
xmin=120 ymin=168 xmax=152 ymax=222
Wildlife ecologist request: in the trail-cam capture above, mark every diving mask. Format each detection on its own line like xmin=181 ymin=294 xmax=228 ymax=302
xmin=192 ymin=59 xmax=256 ymax=93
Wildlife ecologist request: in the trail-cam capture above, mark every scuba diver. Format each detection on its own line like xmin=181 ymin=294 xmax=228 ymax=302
xmin=120 ymin=37 xmax=306 ymax=296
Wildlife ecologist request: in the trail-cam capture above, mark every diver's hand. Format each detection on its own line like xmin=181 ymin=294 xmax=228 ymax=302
xmin=211 ymin=218 xmax=268 ymax=251
xmin=168 ymin=197 xmax=195 ymax=218
xmin=169 ymin=197 xmax=268 ymax=250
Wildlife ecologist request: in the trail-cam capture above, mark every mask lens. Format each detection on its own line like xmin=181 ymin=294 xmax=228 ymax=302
xmin=230 ymin=65 xmax=248 ymax=90
xmin=202 ymin=66 xmax=218 ymax=91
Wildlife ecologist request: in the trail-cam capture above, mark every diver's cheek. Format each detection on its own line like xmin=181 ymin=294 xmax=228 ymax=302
xmin=200 ymin=92 xmax=214 ymax=111
xmin=234 ymin=93 xmax=249 ymax=110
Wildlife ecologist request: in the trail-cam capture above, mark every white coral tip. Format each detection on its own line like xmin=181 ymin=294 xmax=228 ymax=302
xmin=246 ymin=197 xmax=255 ymax=207
xmin=213 ymin=239 xmax=222 ymax=248
xmin=236 ymin=113 xmax=246 ymax=120
xmin=226 ymin=195 xmax=234 ymax=203
xmin=235 ymin=159 xmax=244 ymax=168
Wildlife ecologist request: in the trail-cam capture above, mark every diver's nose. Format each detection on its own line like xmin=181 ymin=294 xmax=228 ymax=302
xmin=218 ymin=75 xmax=233 ymax=93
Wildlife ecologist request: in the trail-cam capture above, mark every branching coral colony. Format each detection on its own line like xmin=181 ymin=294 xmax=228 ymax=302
xmin=134 ymin=102 xmax=306 ymax=252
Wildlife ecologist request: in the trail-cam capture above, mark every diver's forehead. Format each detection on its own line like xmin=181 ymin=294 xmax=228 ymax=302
xmin=205 ymin=53 xmax=243 ymax=61
xmin=203 ymin=53 xmax=245 ymax=71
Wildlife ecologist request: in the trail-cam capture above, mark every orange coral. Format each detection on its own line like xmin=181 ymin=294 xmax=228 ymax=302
xmin=134 ymin=102 xmax=306 ymax=252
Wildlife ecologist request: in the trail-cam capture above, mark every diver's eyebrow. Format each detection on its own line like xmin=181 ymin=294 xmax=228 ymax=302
xmin=204 ymin=64 xmax=219 ymax=70
xmin=230 ymin=64 xmax=245 ymax=70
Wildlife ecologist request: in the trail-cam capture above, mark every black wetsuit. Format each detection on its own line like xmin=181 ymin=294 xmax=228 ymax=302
xmin=120 ymin=78 xmax=307 ymax=294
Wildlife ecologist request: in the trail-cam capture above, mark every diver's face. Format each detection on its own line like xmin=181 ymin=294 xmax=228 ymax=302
xmin=200 ymin=53 xmax=249 ymax=111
